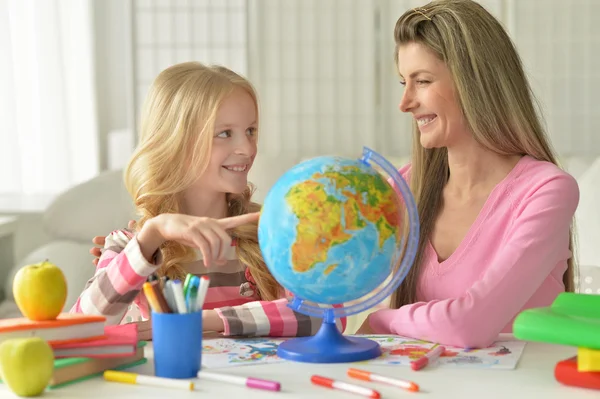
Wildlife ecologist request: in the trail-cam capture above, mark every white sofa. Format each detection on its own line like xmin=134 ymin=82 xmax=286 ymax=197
xmin=1 ymin=154 xmax=598 ymax=330
xmin=0 ymin=170 xmax=137 ymax=319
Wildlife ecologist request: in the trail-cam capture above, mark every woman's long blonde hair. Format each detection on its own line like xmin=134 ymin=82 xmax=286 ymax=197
xmin=391 ymin=0 xmax=576 ymax=309
xmin=124 ymin=62 xmax=281 ymax=301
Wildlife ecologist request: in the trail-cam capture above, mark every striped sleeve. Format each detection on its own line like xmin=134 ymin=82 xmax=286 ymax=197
xmin=69 ymin=229 xmax=161 ymax=325
xmin=213 ymin=297 xmax=347 ymax=337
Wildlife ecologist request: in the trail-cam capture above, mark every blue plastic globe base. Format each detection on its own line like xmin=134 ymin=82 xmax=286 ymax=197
xmin=277 ymin=321 xmax=381 ymax=363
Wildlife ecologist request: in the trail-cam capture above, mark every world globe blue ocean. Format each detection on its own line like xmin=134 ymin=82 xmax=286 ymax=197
xmin=258 ymin=155 xmax=402 ymax=305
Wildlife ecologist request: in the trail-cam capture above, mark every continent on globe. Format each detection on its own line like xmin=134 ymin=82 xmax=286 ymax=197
xmin=285 ymin=164 xmax=400 ymax=274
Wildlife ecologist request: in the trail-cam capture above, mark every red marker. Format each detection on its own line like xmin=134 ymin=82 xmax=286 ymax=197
xmin=311 ymin=375 xmax=381 ymax=399
xmin=411 ymin=345 xmax=445 ymax=371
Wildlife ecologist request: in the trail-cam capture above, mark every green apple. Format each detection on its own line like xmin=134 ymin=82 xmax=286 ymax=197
xmin=13 ymin=260 xmax=67 ymax=321
xmin=0 ymin=337 xmax=54 ymax=397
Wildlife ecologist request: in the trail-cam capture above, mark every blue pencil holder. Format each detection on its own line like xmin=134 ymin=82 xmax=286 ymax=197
xmin=151 ymin=311 xmax=203 ymax=379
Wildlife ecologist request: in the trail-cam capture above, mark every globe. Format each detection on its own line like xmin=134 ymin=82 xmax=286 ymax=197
xmin=259 ymin=157 xmax=401 ymax=304
xmin=258 ymin=147 xmax=419 ymax=363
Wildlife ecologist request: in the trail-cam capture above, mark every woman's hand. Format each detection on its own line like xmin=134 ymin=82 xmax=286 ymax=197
xmin=355 ymin=317 xmax=375 ymax=335
xmin=90 ymin=220 xmax=136 ymax=266
xmin=138 ymin=212 xmax=260 ymax=267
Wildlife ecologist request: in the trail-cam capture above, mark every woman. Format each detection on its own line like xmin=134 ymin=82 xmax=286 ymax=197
xmin=359 ymin=0 xmax=579 ymax=348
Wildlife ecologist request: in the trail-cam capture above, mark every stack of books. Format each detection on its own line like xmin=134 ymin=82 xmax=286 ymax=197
xmin=0 ymin=313 xmax=146 ymax=389
xmin=513 ymin=292 xmax=600 ymax=390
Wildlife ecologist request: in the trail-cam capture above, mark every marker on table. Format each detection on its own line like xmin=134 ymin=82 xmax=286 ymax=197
xmin=347 ymin=368 xmax=419 ymax=392
xmin=104 ymin=370 xmax=194 ymax=391
xmin=197 ymin=370 xmax=281 ymax=391
xmin=411 ymin=345 xmax=446 ymax=371
xmin=311 ymin=375 xmax=380 ymax=399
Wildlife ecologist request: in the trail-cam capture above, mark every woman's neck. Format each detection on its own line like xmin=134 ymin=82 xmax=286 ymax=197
xmin=180 ymin=188 xmax=228 ymax=219
xmin=445 ymin=140 xmax=522 ymax=200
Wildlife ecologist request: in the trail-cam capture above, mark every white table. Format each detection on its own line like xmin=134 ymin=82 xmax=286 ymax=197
xmin=1 ymin=338 xmax=597 ymax=398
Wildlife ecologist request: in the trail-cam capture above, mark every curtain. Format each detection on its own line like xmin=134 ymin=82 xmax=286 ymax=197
xmin=0 ymin=0 xmax=98 ymax=195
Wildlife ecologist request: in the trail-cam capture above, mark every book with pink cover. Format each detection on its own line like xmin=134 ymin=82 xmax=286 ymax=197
xmin=52 ymin=323 xmax=139 ymax=358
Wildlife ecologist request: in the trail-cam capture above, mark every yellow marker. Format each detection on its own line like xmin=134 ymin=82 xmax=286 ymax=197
xmin=104 ymin=370 xmax=194 ymax=391
xmin=578 ymin=347 xmax=600 ymax=372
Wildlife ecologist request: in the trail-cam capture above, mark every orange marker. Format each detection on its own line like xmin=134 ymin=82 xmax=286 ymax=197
xmin=348 ymin=368 xmax=419 ymax=392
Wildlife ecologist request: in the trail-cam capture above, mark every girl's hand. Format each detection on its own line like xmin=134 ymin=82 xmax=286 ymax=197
xmin=131 ymin=320 xmax=153 ymax=341
xmin=202 ymin=309 xmax=225 ymax=333
xmin=140 ymin=212 xmax=260 ymax=268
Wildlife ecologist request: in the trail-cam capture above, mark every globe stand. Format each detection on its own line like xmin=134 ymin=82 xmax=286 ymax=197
xmin=277 ymin=309 xmax=381 ymax=363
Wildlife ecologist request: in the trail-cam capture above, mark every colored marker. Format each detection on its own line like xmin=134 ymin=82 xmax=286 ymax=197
xmin=163 ymin=281 xmax=178 ymax=313
xmin=149 ymin=280 xmax=171 ymax=313
xmin=197 ymin=370 xmax=280 ymax=391
xmin=185 ymin=275 xmax=200 ymax=312
xmin=195 ymin=276 xmax=210 ymax=310
xmin=347 ymin=368 xmax=419 ymax=392
xmin=411 ymin=345 xmax=446 ymax=371
xmin=142 ymin=282 xmax=164 ymax=313
xmin=170 ymin=280 xmax=187 ymax=314
xmin=183 ymin=273 xmax=193 ymax=297
xmin=104 ymin=370 xmax=194 ymax=391
xmin=311 ymin=375 xmax=380 ymax=399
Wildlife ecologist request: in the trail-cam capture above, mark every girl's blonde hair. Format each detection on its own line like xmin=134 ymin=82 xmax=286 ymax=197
xmin=391 ymin=0 xmax=576 ymax=308
xmin=124 ymin=62 xmax=281 ymax=301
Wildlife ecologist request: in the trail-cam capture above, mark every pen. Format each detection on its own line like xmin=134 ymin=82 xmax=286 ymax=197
xmin=197 ymin=370 xmax=280 ymax=391
xmin=411 ymin=345 xmax=446 ymax=371
xmin=311 ymin=375 xmax=380 ymax=399
xmin=347 ymin=368 xmax=419 ymax=392
xmin=104 ymin=370 xmax=194 ymax=390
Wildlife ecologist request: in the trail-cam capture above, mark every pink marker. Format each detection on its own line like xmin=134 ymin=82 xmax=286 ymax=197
xmin=197 ymin=370 xmax=280 ymax=391
xmin=411 ymin=345 xmax=446 ymax=371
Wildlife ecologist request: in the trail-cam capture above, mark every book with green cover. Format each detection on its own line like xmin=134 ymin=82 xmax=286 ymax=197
xmin=49 ymin=357 xmax=147 ymax=389
xmin=49 ymin=341 xmax=148 ymax=388
xmin=513 ymin=293 xmax=600 ymax=349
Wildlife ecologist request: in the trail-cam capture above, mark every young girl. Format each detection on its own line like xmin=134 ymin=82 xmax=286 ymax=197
xmin=71 ymin=62 xmax=345 ymax=338
xmin=358 ymin=1 xmax=579 ymax=348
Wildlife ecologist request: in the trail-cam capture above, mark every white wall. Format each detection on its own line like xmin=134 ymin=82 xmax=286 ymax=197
xmin=93 ymin=0 xmax=135 ymax=171
xmin=95 ymin=0 xmax=600 ymax=166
